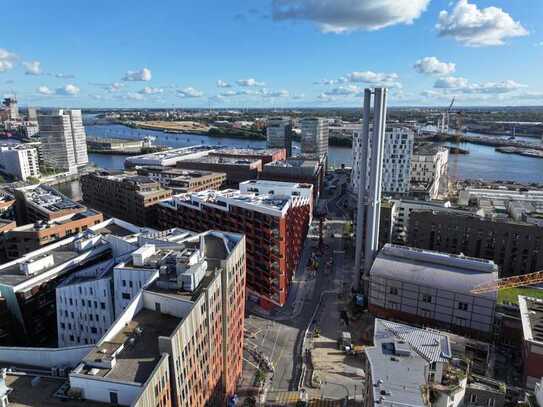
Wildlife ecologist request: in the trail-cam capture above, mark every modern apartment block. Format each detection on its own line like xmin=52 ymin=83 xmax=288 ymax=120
xmin=157 ymin=180 xmax=313 ymax=308
xmin=0 ymin=144 xmax=40 ymax=181
xmin=81 ymin=172 xmax=172 ymax=227
xmin=351 ymin=126 xmax=415 ymax=195
xmin=519 ymin=295 xmax=543 ymax=389
xmin=364 ymin=318 xmax=506 ymax=407
xmin=176 ymin=156 xmax=262 ymax=187
xmin=410 ymin=143 xmax=449 ymax=199
xmin=407 ymin=209 xmax=543 ymax=277
xmin=38 ymin=109 xmax=88 ymax=172
xmin=136 ymin=167 xmax=226 ymax=193
xmin=209 ymin=147 xmax=286 ymax=165
xmin=369 ymin=244 xmax=498 ymax=339
xmin=0 ymin=231 xmax=113 ymax=346
xmin=56 ymin=260 xmax=116 ymax=347
xmin=125 ymin=145 xmax=215 ymax=169
xmin=300 ymin=117 xmax=329 ymax=158
xmin=1 ymin=97 xmax=18 ymax=120
xmin=69 ymin=230 xmax=246 ymax=407
xmin=267 ymin=117 xmax=293 ymax=156
xmin=14 ymin=184 xmax=87 ymax=224
xmin=0 ymin=209 xmax=103 ymax=262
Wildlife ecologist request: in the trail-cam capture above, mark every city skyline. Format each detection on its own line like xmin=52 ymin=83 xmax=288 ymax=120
xmin=1 ymin=0 xmax=542 ymax=108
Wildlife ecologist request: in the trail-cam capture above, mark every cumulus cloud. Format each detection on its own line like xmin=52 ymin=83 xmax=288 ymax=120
xmin=313 ymin=78 xmax=347 ymax=85
xmin=140 ymin=86 xmax=163 ymax=95
xmin=0 ymin=48 xmax=17 ymax=72
xmin=436 ymin=0 xmax=528 ymax=46
xmin=217 ymin=80 xmax=231 ymax=88
xmin=237 ymin=78 xmax=265 ymax=87
xmin=177 ymin=87 xmax=204 ymax=98
xmin=56 ymin=84 xmax=80 ymax=96
xmin=272 ymin=0 xmax=430 ymax=33
xmin=433 ymin=76 xmax=525 ymax=94
xmin=414 ymin=57 xmax=456 ymax=76
xmin=37 ymin=86 xmax=54 ymax=96
xmin=55 ymin=73 xmax=75 ymax=79
xmin=322 ymin=85 xmax=361 ymax=97
xmin=122 ymin=67 xmax=152 ymax=81
xmin=345 ymin=71 xmax=402 ymax=88
xmin=125 ymin=92 xmax=145 ymax=101
xmin=260 ymin=89 xmax=290 ymax=98
xmin=23 ymin=61 xmax=42 ymax=75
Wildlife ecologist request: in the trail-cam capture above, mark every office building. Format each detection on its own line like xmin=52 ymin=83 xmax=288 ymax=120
xmin=262 ymin=156 xmax=326 ymax=201
xmin=407 ymin=209 xmax=543 ymax=277
xmin=56 ymin=260 xmax=115 ymax=347
xmin=267 ymin=117 xmax=293 ymax=156
xmin=1 ymin=98 xmax=18 ymax=120
xmin=124 ymin=145 xmax=215 ymax=168
xmin=14 ymin=184 xmax=87 ymax=224
xmin=364 ymin=319 xmax=506 ymax=407
xmin=369 ymin=244 xmax=498 ymax=339
xmin=81 ymin=172 xmax=172 ymax=227
xmin=300 ymin=117 xmax=329 ymax=158
xmin=176 ymin=156 xmax=262 ymax=187
xmin=351 ymin=126 xmax=415 ymax=196
xmin=157 ymin=180 xmax=313 ymax=308
xmin=519 ymin=295 xmax=543 ymax=389
xmin=38 ymin=109 xmax=88 ymax=172
xmin=0 ymin=209 xmax=103 ymax=262
xmin=0 ymin=231 xmax=113 ymax=346
xmin=136 ymin=167 xmax=226 ymax=193
xmin=410 ymin=143 xmax=449 ymax=199
xmin=0 ymin=145 xmax=40 ymax=181
xmin=69 ymin=230 xmax=246 ymax=407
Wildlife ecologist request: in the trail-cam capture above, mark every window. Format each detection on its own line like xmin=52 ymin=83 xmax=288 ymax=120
xmin=155 ymin=302 xmax=161 ymax=313
xmin=422 ymin=294 xmax=432 ymax=303
xmin=91 ymin=327 xmax=97 ymax=334
xmin=389 ymin=287 xmax=399 ymax=296
xmin=122 ymin=280 xmax=126 ymax=287
xmin=458 ymin=302 xmax=469 ymax=311
xmin=100 ymin=302 xmax=106 ymax=310
xmin=488 ymin=399 xmax=495 ymax=407
xmin=470 ymin=394 xmax=477 ymax=403
xmin=122 ymin=293 xmax=131 ymax=300
xmin=109 ymin=392 xmax=118 ymax=405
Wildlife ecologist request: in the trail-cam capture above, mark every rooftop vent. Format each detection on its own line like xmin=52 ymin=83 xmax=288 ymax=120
xmin=19 ymin=254 xmax=55 ymax=276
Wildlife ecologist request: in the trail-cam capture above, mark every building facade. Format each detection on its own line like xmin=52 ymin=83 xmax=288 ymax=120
xmin=519 ymin=295 xmax=543 ymax=389
xmin=157 ymin=181 xmax=313 ymax=308
xmin=176 ymin=156 xmax=262 ymax=187
xmin=369 ymin=244 xmax=498 ymax=339
xmin=300 ymin=117 xmax=329 ymax=158
xmin=0 ymin=145 xmax=40 ymax=181
xmin=81 ymin=172 xmax=172 ymax=227
xmin=267 ymin=117 xmax=293 ymax=156
xmin=407 ymin=210 xmax=543 ymax=277
xmin=38 ymin=109 xmax=88 ymax=172
xmin=410 ymin=144 xmax=449 ymax=199
xmin=136 ymin=167 xmax=226 ymax=194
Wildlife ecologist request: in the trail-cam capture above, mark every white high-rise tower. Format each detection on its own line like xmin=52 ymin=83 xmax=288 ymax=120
xmin=354 ymin=88 xmax=388 ymax=294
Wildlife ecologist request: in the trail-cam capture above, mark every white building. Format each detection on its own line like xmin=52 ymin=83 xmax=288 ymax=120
xmin=300 ymin=117 xmax=329 ymax=158
xmin=267 ymin=117 xmax=292 ymax=156
xmin=351 ymin=126 xmax=415 ymax=196
xmin=124 ymin=145 xmax=215 ymax=168
xmin=38 ymin=109 xmax=88 ymax=173
xmin=536 ymin=377 xmax=543 ymax=406
xmin=1 ymin=98 xmax=18 ymax=121
xmin=0 ymin=145 xmax=40 ymax=181
xmin=56 ymin=260 xmax=115 ymax=347
xmin=411 ymin=144 xmax=449 ymax=199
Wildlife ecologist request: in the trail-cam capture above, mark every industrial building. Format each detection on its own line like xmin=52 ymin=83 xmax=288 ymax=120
xmin=368 ymin=244 xmax=498 ymax=339
xmin=0 ymin=144 xmax=40 ymax=181
xmin=519 ymin=295 xmax=543 ymax=389
xmin=267 ymin=117 xmax=293 ymax=156
xmin=38 ymin=109 xmax=88 ymax=173
xmin=364 ymin=318 xmax=506 ymax=407
xmin=0 ymin=209 xmax=103 ymax=263
xmin=410 ymin=143 xmax=449 ymax=200
xmin=300 ymin=117 xmax=329 ymax=158
xmin=136 ymin=167 xmax=226 ymax=193
xmin=157 ymin=180 xmax=313 ymax=308
xmin=69 ymin=230 xmax=246 ymax=407
xmin=124 ymin=145 xmax=215 ymax=168
xmin=81 ymin=172 xmax=172 ymax=227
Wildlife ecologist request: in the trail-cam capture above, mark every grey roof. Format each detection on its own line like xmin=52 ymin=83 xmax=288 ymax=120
xmin=371 ymin=245 xmax=498 ymax=301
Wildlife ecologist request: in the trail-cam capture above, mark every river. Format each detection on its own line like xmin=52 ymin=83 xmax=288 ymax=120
xmin=85 ymin=124 xmax=543 ymax=184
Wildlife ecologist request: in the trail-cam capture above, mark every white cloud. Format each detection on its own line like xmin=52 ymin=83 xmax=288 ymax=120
xmin=125 ymin=92 xmax=145 ymax=101
xmin=37 ymin=86 xmax=54 ymax=96
xmin=346 ymin=71 xmax=402 ymax=88
xmin=217 ymin=80 xmax=231 ymax=88
xmin=56 ymin=84 xmax=80 ymax=96
xmin=122 ymin=67 xmax=152 ymax=81
xmin=55 ymin=73 xmax=75 ymax=79
xmin=433 ymin=76 xmax=525 ymax=94
xmin=23 ymin=60 xmax=42 ymax=75
xmin=0 ymin=48 xmax=17 ymax=72
xmin=434 ymin=76 xmax=470 ymax=89
xmin=177 ymin=87 xmax=204 ymax=98
xmin=436 ymin=0 xmax=528 ymax=47
xmin=414 ymin=57 xmax=456 ymax=76
xmin=272 ymin=0 xmax=430 ymax=33
xmin=237 ymin=78 xmax=265 ymax=87
xmin=322 ymin=85 xmax=361 ymax=97
xmin=140 ymin=86 xmax=163 ymax=95
xmin=261 ymin=89 xmax=290 ymax=98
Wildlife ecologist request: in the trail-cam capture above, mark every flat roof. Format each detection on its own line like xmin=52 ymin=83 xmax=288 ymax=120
xmin=211 ymin=148 xmax=282 ymax=156
xmin=19 ymin=185 xmax=84 ymax=214
xmin=519 ymin=295 xmax=543 ymax=344
xmin=80 ymin=309 xmax=180 ymax=383
xmin=11 ymin=210 xmax=101 ymax=233
xmin=179 ymin=156 xmax=261 ymax=166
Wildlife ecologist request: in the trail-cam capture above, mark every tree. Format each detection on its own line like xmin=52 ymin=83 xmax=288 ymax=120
xmin=26 ymin=176 xmax=40 ymax=185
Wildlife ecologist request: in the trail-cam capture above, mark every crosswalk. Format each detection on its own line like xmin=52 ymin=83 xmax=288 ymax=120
xmin=268 ymin=392 xmax=344 ymax=406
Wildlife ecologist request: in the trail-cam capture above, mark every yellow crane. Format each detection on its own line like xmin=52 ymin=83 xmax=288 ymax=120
xmin=471 ymin=270 xmax=543 ymax=294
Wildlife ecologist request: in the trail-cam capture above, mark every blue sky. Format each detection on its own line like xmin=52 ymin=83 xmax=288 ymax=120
xmin=1 ymin=0 xmax=542 ymax=108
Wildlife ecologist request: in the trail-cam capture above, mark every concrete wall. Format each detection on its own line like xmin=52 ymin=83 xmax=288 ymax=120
xmin=0 ymin=345 xmax=93 ymax=368
xmin=70 ymin=374 xmax=142 ymax=406
xmin=113 ymin=266 xmax=158 ymax=317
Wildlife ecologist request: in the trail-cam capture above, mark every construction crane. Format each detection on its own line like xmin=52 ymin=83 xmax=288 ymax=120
xmin=471 ymin=270 xmax=543 ymax=294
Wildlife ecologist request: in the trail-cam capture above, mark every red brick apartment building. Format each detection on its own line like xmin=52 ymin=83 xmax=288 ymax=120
xmin=157 ymin=180 xmax=313 ymax=308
